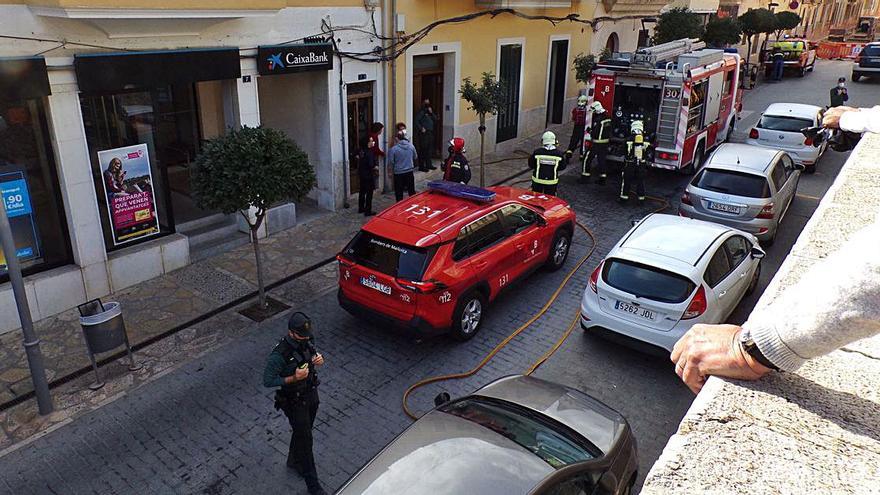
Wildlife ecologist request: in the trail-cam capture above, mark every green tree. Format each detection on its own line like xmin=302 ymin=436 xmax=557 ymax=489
xmin=653 ymin=8 xmax=705 ymax=45
xmin=192 ymin=126 xmax=316 ymax=309
xmin=738 ymin=8 xmax=777 ymax=65
xmin=572 ymin=48 xmax=612 ymax=86
xmin=702 ymin=16 xmax=743 ymax=47
xmin=774 ymin=11 xmax=802 ymax=39
xmin=459 ymin=72 xmax=506 ymax=187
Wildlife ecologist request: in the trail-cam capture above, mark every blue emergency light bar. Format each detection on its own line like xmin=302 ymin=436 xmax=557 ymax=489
xmin=427 ymin=180 xmax=496 ymax=203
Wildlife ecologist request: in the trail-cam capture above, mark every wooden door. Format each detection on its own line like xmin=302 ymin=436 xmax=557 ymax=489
xmin=497 ymin=44 xmax=522 ymax=143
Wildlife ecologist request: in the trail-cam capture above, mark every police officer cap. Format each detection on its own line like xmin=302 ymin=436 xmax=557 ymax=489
xmin=288 ymin=312 xmax=313 ymax=337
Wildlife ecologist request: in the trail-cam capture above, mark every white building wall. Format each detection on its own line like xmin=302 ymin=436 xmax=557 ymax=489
xmin=591 ymin=5 xmax=646 ymax=56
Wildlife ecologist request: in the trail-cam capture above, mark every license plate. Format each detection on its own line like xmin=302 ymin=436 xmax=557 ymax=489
xmin=360 ymin=276 xmax=392 ymax=295
xmin=615 ymin=301 xmax=656 ymax=321
xmin=707 ymin=201 xmax=741 ymax=214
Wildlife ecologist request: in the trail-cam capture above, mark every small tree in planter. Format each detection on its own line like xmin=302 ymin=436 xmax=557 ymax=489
xmin=573 ymin=48 xmax=612 ymax=86
xmin=653 ymin=8 xmax=704 ymax=45
xmin=774 ymin=11 xmax=802 ymax=39
xmin=192 ymin=126 xmax=316 ymax=312
xmin=460 ymin=72 xmax=506 ymax=187
xmin=702 ymin=16 xmax=743 ymax=48
xmin=739 ymin=8 xmax=777 ymax=65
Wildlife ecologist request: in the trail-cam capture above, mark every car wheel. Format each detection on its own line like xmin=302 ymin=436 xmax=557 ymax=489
xmin=745 ymin=262 xmax=761 ymax=296
xmin=681 ymin=146 xmax=704 ymax=175
xmin=852 ymin=73 xmax=861 ymax=82
xmin=451 ymin=290 xmax=486 ymax=341
xmin=805 ymin=163 xmax=816 ymax=174
xmin=545 ymin=230 xmax=572 ymax=272
xmin=762 ymin=232 xmax=776 ymax=247
xmin=798 ymin=67 xmax=806 ymax=77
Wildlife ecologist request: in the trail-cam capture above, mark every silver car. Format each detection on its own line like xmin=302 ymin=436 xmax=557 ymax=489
xmin=336 ymin=375 xmax=638 ymax=495
xmin=679 ymin=143 xmax=803 ymax=245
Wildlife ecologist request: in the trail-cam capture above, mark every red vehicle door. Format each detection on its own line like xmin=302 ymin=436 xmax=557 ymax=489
xmin=455 ymin=210 xmax=518 ymax=299
xmin=497 ymin=203 xmax=547 ymax=281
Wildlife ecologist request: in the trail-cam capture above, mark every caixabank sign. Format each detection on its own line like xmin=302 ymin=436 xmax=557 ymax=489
xmin=257 ymin=43 xmax=334 ymax=75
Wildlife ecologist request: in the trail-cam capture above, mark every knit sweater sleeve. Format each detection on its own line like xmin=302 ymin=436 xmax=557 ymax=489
xmin=744 ymin=222 xmax=880 ymax=371
xmin=840 ymin=106 xmax=880 ymax=134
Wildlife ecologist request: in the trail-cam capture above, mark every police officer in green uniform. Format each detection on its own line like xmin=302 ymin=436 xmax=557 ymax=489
xmin=263 ymin=312 xmax=326 ymax=495
xmin=529 ymin=131 xmax=568 ymax=196
xmin=620 ymin=119 xmax=649 ymax=205
xmin=581 ymin=102 xmax=612 ymax=185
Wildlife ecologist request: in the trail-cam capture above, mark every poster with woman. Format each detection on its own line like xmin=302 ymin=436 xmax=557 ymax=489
xmin=97 ymin=143 xmax=160 ymax=246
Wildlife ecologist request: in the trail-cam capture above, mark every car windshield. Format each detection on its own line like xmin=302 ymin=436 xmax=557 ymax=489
xmin=441 ymin=398 xmax=594 ymax=469
xmin=603 ymin=259 xmax=696 ymax=304
xmin=757 ymin=114 xmax=813 ymax=132
xmin=342 ymin=231 xmax=432 ymax=280
xmin=693 ymin=168 xmax=772 ymax=198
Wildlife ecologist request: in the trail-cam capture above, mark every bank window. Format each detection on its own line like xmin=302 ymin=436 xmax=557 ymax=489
xmin=80 ymin=81 xmax=227 ymax=251
xmin=0 ymin=98 xmax=73 ymax=281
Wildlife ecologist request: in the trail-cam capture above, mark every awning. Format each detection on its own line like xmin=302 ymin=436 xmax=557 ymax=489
xmin=602 ymin=0 xmax=671 ymax=16
xmin=0 ymin=57 xmax=51 ymax=102
xmin=74 ymin=47 xmax=241 ymax=94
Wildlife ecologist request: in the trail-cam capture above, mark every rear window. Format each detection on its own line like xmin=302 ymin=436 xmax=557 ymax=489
xmin=693 ymin=168 xmax=771 ymax=199
xmin=757 ymin=115 xmax=813 ymax=132
xmin=861 ymin=46 xmax=880 ymax=56
xmin=603 ymin=259 xmax=696 ymax=304
xmin=441 ymin=398 xmax=595 ymax=468
xmin=342 ymin=231 xmax=433 ymax=280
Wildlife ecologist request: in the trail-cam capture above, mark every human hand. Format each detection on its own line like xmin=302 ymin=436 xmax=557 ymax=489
xmin=312 ymin=353 xmax=324 ymax=367
xmin=293 ymin=366 xmax=310 ymax=381
xmin=670 ymin=324 xmax=772 ymax=394
xmin=822 ymin=106 xmax=857 ymax=129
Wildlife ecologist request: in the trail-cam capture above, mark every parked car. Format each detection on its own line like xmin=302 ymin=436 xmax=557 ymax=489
xmin=760 ymin=39 xmax=817 ymax=77
xmin=337 ymin=182 xmax=575 ymax=341
xmin=679 ymin=143 xmax=803 ymax=244
xmin=746 ymin=103 xmax=826 ymax=171
xmin=580 ymin=214 xmax=764 ymax=353
xmin=852 ymin=42 xmax=880 ymax=82
xmin=336 ymin=375 xmax=638 ymax=495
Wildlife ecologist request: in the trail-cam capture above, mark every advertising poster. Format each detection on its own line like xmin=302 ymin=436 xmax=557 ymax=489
xmin=0 ymin=171 xmax=41 ymax=273
xmin=97 ymin=144 xmax=160 ymax=246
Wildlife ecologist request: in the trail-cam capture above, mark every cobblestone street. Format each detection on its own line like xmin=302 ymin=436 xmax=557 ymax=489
xmin=0 ymin=60 xmax=875 ymax=494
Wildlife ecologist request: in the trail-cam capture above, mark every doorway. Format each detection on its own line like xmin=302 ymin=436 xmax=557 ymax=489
xmin=497 ymin=43 xmax=522 ymax=143
xmin=346 ymin=82 xmax=373 ymax=195
xmin=412 ymin=54 xmax=444 ymax=160
xmin=546 ymin=39 xmax=569 ymax=126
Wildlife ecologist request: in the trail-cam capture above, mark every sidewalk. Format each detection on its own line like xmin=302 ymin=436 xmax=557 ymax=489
xmin=0 ymin=122 xmax=574 ymax=451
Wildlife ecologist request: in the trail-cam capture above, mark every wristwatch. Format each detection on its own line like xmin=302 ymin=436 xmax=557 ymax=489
xmin=739 ymin=329 xmax=780 ymax=371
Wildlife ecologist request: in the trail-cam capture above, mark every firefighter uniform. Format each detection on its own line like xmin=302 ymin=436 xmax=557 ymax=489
xmin=530 ymin=131 xmax=568 ymax=196
xmin=582 ymin=104 xmax=612 ymax=185
xmin=620 ymin=122 xmax=649 ymax=204
xmin=442 ymin=138 xmax=472 ymax=184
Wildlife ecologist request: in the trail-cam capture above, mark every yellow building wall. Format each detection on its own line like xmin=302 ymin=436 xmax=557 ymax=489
xmin=393 ymin=1 xmax=597 ymax=128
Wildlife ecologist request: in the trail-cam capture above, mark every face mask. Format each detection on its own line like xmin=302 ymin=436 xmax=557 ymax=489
xmin=838 ymin=83 xmax=846 ymax=88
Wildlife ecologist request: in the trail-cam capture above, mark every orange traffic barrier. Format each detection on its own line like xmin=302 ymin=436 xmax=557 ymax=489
xmin=816 ymin=41 xmax=865 ymax=59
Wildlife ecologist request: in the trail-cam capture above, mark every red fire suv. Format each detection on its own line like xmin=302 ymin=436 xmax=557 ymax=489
xmin=337 ymin=181 xmax=576 ymax=340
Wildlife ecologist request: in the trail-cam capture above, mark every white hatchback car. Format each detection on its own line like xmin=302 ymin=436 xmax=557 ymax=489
xmin=580 ymin=214 xmax=764 ymax=353
xmin=746 ymin=103 xmax=826 ymax=172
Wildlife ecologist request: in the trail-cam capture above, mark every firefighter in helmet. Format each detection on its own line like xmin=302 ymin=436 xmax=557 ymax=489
xmin=566 ymin=95 xmax=589 ymax=158
xmin=581 ymin=101 xmax=612 ymax=185
xmin=442 ymin=137 xmax=471 ymax=184
xmin=620 ymin=119 xmax=649 ymax=205
xmin=529 ymin=131 xmax=569 ymax=196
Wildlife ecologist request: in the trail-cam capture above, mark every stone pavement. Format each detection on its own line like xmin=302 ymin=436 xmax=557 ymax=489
xmin=0 ymin=122 xmax=558 ymax=452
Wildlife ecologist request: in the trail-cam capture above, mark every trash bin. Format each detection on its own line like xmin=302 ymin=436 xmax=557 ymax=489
xmin=78 ymin=300 xmax=141 ymax=390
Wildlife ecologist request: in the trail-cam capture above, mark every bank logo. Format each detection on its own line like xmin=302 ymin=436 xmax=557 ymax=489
xmin=267 ymin=53 xmax=285 ymax=70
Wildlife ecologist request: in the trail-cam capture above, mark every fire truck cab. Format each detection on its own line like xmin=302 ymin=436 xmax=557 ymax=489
xmin=584 ymin=39 xmax=743 ymax=174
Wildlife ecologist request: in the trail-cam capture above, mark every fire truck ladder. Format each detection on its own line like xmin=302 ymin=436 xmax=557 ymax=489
xmin=656 ymin=74 xmax=684 ymax=148
xmin=632 ymin=38 xmax=707 ymax=69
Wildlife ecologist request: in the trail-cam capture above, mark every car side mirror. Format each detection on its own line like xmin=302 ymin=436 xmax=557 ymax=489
xmin=434 ymin=392 xmax=451 ymax=407
xmin=794 ymin=163 xmax=805 ymax=171
xmin=750 ymin=247 xmax=765 ymax=259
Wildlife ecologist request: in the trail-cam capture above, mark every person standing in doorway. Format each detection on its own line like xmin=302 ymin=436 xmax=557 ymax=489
xmin=389 ymin=130 xmax=418 ymax=201
xmin=263 ymin=312 xmax=326 ymax=495
xmin=368 ymin=122 xmax=385 ymax=160
xmin=830 ymin=77 xmax=849 ymax=108
xmin=414 ymin=99 xmax=438 ymax=171
xmin=358 ymin=136 xmax=379 ymax=216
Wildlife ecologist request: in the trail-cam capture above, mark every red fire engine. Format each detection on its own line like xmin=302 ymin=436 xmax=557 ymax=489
xmin=584 ymin=39 xmax=743 ymax=173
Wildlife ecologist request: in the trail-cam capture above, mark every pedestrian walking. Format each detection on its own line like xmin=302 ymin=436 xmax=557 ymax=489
xmin=357 ymin=136 xmax=379 ymax=216
xmin=581 ymin=102 xmax=612 ymax=185
xmin=262 ymin=312 xmax=327 ymax=495
xmin=389 ymin=130 xmax=418 ymax=201
xmin=529 ymin=131 xmax=568 ymax=196
xmin=619 ymin=120 xmax=649 ymax=205
xmin=771 ymin=47 xmax=785 ymax=81
xmin=414 ymin=99 xmax=438 ymax=171
xmin=566 ymin=95 xmax=589 ymax=158
xmin=829 ymin=77 xmax=849 ymax=108
xmin=441 ymin=137 xmax=471 ymax=184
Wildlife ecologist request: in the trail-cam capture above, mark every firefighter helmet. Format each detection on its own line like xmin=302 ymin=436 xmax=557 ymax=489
xmin=449 ymin=137 xmax=465 ymax=153
xmin=630 ymin=120 xmax=644 ymax=135
xmin=590 ymin=101 xmax=605 ymax=114
xmin=577 ymin=95 xmax=588 ymax=106
xmin=541 ymin=131 xmax=557 ymax=147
